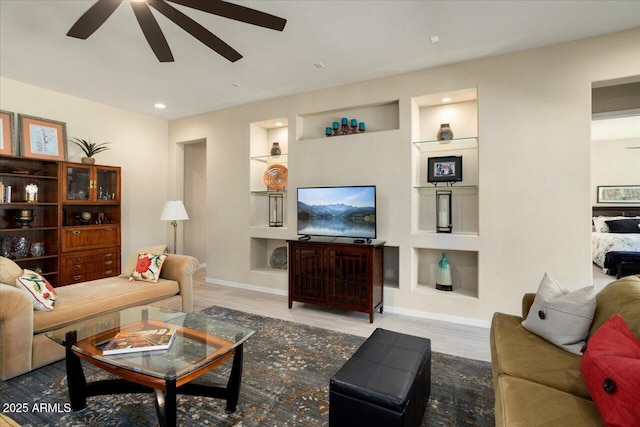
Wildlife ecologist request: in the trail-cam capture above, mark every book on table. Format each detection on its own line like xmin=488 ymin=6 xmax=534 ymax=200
xmin=102 ymin=327 xmax=177 ymax=355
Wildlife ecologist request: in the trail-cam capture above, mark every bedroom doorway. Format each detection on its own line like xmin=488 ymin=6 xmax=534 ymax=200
xmin=590 ymin=78 xmax=640 ymax=289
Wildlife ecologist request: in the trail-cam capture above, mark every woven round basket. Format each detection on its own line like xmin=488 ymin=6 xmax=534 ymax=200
xmin=263 ymin=164 xmax=288 ymax=190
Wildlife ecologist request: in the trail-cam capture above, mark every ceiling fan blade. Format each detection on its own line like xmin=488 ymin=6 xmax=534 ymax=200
xmin=130 ymin=1 xmax=174 ymax=62
xmin=67 ymin=0 xmax=123 ymax=39
xmin=149 ymin=0 xmax=242 ymax=62
xmin=167 ymin=0 xmax=286 ymax=31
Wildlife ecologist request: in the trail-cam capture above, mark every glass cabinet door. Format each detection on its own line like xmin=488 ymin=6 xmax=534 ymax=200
xmin=63 ymin=165 xmax=92 ymax=202
xmin=95 ymin=167 xmax=120 ymax=202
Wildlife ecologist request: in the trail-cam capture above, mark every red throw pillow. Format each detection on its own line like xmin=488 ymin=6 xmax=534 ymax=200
xmin=580 ymin=314 xmax=640 ymax=426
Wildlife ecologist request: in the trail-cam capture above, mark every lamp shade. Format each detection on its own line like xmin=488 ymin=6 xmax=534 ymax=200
xmin=160 ymin=201 xmax=189 ymax=221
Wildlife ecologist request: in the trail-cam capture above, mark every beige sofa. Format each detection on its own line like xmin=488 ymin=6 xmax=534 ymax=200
xmin=0 ymin=252 xmax=199 ymax=380
xmin=490 ymin=275 xmax=640 ymax=426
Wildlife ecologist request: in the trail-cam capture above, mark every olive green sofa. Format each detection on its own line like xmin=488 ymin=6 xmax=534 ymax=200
xmin=0 ymin=251 xmax=199 ymax=380
xmin=490 ymin=275 xmax=640 ymax=426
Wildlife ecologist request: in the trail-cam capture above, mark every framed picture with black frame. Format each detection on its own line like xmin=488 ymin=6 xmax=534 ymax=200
xmin=427 ymin=155 xmax=462 ymax=185
xmin=597 ymin=185 xmax=640 ymax=204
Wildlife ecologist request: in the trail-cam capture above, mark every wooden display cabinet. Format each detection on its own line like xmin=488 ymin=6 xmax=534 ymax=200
xmin=59 ymin=162 xmax=121 ymax=286
xmin=287 ymin=239 xmax=384 ymax=323
xmin=0 ymin=155 xmax=60 ymax=286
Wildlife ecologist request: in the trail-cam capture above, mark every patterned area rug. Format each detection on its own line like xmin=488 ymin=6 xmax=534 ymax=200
xmin=0 ymin=306 xmax=494 ymax=426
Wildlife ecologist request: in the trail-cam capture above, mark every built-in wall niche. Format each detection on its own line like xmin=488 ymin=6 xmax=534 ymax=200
xmin=295 ymin=100 xmax=399 ymax=141
xmin=411 ymin=88 xmax=478 ymax=142
xmin=414 ymin=248 xmax=478 ymax=298
xmin=383 ymin=245 xmax=400 ymax=288
xmin=250 ymin=118 xmax=289 ymax=229
xmin=249 ymin=192 xmax=288 ymax=229
xmin=411 ymin=88 xmax=479 ymax=235
xmin=416 ymin=189 xmax=478 ymax=233
xmin=249 ymin=117 xmax=288 ymax=193
xmin=249 ymin=237 xmax=288 ymax=274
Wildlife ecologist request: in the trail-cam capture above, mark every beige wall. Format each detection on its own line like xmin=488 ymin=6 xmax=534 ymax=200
xmin=169 ymin=28 xmax=640 ymax=325
xmin=183 ymin=140 xmax=207 ymax=263
xmin=0 ymin=77 xmax=170 ymax=270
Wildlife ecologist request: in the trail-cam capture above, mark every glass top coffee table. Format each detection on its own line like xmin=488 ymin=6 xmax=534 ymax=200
xmin=46 ymin=305 xmax=255 ymax=427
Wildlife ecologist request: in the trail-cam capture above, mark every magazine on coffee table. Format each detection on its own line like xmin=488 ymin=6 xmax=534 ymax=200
xmin=102 ymin=327 xmax=177 ymax=355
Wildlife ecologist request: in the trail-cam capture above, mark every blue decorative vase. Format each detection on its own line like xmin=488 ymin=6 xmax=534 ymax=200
xmin=436 ymin=252 xmax=452 ymax=291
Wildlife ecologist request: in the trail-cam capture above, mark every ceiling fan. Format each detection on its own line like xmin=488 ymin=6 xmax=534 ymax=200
xmin=67 ymin=0 xmax=287 ymax=63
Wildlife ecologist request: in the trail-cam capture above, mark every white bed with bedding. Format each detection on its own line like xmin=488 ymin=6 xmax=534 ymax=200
xmin=591 ymin=211 xmax=640 ymax=274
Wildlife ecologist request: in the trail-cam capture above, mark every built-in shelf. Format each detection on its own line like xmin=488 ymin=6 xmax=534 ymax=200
xmin=410 ymin=88 xmax=480 ymax=299
xmin=413 ymin=185 xmax=478 ymax=190
xmin=413 ymin=137 xmax=478 ymax=152
xmin=414 ymin=247 xmax=478 ymax=299
xmin=250 ymin=154 xmax=288 ymax=164
xmin=296 ymin=100 xmax=399 ymax=141
xmin=250 ymin=190 xmax=288 ymax=195
xmin=249 ymin=118 xmax=289 ymax=229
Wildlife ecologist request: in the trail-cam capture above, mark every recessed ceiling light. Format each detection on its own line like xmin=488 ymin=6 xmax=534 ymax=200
xmin=441 ymin=97 xmax=452 ymax=103
xmin=314 ymin=63 xmax=325 ymax=69
xmin=275 ymin=122 xmax=283 ymax=127
xmin=429 ymin=35 xmax=439 ymax=44
xmin=154 ymin=103 xmax=166 ymax=109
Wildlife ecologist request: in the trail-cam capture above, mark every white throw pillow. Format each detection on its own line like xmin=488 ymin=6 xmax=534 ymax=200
xmin=521 ymin=273 xmax=596 ymax=355
xmin=15 ymin=269 xmax=57 ymax=311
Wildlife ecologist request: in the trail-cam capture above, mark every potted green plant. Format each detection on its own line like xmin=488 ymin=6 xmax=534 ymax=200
xmin=68 ymin=137 xmax=111 ymax=165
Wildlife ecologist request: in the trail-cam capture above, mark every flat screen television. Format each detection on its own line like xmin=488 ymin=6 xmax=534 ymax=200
xmin=297 ymin=185 xmax=376 ymax=239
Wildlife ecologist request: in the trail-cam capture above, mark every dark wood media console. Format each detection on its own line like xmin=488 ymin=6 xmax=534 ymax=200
xmin=287 ymin=239 xmax=385 ymax=323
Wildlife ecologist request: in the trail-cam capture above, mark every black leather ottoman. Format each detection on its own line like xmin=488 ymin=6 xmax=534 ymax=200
xmin=329 ymin=328 xmax=431 ymax=427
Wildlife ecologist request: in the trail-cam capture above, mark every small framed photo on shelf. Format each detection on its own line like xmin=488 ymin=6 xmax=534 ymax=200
xmin=427 ymin=155 xmax=462 ymax=185
xmin=597 ymin=185 xmax=640 ymax=204
xmin=0 ymin=110 xmax=17 ymax=155
xmin=18 ymin=114 xmax=67 ymax=161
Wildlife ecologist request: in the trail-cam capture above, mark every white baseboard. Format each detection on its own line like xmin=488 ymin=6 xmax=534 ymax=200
xmin=384 ymin=305 xmax=491 ymax=329
xmin=205 ymin=277 xmax=287 ymax=296
xmin=206 ymin=276 xmax=490 ymax=328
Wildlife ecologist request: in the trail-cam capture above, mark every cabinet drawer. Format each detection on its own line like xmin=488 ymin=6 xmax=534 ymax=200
xmin=61 ymin=269 xmax=119 ymax=285
xmin=62 ymin=225 xmax=120 ymax=252
xmin=61 ymin=247 xmax=121 ymax=285
xmin=61 ymin=248 xmax=119 ymax=266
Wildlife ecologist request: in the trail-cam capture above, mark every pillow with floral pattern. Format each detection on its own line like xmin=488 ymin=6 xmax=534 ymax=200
xmin=129 ymin=253 xmax=167 ymax=283
xmin=16 ymin=269 xmax=57 ymax=311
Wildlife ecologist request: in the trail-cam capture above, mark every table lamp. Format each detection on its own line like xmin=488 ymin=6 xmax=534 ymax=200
xmin=160 ymin=200 xmax=189 ymax=254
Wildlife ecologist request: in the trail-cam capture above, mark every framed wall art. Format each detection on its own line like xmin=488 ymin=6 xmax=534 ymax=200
xmin=0 ymin=110 xmax=17 ymax=155
xmin=18 ymin=114 xmax=67 ymax=161
xmin=427 ymin=155 xmax=463 ymax=185
xmin=597 ymin=185 xmax=640 ymax=204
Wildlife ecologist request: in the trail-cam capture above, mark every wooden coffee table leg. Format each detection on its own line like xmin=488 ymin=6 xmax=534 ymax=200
xmin=64 ymin=331 xmax=88 ymax=412
xmin=224 ymin=342 xmax=244 ymax=414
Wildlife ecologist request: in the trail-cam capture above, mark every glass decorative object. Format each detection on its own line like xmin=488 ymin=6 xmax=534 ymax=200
xmin=13 ymin=236 xmax=30 ymax=258
xmin=269 ymin=193 xmax=283 ymax=227
xmin=436 ymin=252 xmax=453 ymax=291
xmin=30 ymin=242 xmax=45 ymax=257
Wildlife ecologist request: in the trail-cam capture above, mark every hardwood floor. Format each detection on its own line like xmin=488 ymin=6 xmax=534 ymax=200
xmin=192 ymin=268 xmax=491 ymax=362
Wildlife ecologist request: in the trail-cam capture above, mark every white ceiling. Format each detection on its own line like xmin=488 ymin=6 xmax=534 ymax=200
xmin=1 ymin=0 xmax=639 ymax=120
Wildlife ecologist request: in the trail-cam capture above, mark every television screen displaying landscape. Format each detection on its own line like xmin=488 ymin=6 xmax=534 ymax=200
xmin=297 ymin=186 xmax=376 ymax=238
